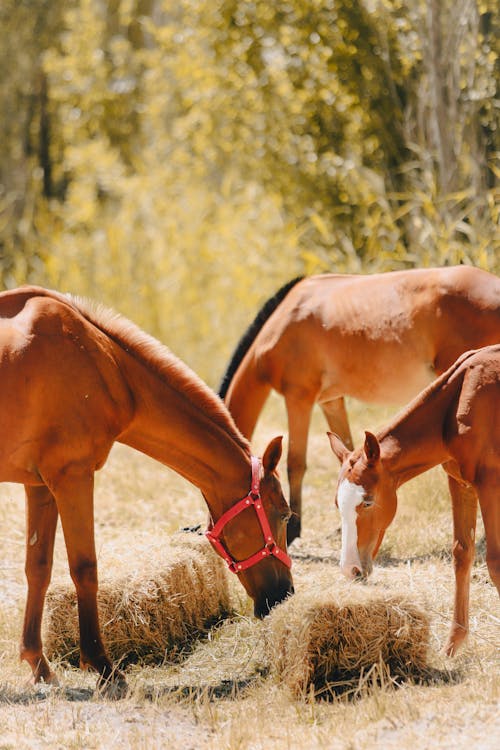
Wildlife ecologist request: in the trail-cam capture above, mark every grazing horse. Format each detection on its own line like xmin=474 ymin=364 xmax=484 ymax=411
xmin=329 ymin=344 xmax=500 ymax=656
xmin=219 ymin=266 xmax=500 ymax=544
xmin=0 ymin=286 xmax=293 ymax=693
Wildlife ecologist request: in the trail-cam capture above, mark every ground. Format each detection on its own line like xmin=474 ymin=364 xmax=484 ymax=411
xmin=0 ymin=396 xmax=498 ymax=749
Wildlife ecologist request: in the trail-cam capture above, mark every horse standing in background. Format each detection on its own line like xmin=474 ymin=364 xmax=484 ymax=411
xmin=329 ymin=345 xmax=500 ymax=656
xmin=0 ymin=286 xmax=293 ymax=694
xmin=218 ymin=266 xmax=500 ymax=544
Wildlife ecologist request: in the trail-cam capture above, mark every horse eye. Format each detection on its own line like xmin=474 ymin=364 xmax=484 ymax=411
xmin=362 ymin=496 xmax=374 ymax=508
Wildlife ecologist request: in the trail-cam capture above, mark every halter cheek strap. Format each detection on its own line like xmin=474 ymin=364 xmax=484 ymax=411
xmin=205 ymin=456 xmax=292 ymax=573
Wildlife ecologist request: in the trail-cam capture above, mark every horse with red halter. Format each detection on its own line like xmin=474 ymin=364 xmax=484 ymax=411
xmin=0 ymin=286 xmax=293 ymax=694
xmin=329 ymin=344 xmax=500 ymax=656
xmin=219 ymin=266 xmax=500 ymax=545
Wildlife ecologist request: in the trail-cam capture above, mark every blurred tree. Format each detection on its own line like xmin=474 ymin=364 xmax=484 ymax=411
xmin=0 ymin=0 xmax=497 ymax=379
xmin=0 ymin=0 xmax=66 ymax=285
xmin=394 ymin=0 xmax=499 ymax=267
xmin=144 ymin=0 xmax=412 ymax=264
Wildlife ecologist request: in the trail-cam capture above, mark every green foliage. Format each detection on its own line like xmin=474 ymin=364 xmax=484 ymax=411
xmin=0 ymin=0 xmax=66 ymax=282
xmin=0 ymin=0 xmax=498 ymax=381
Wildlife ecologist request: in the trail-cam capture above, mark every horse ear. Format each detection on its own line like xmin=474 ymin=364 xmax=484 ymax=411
xmin=363 ymin=431 xmax=380 ymax=464
xmin=327 ymin=432 xmax=350 ymax=464
xmin=262 ymin=436 xmax=283 ymax=474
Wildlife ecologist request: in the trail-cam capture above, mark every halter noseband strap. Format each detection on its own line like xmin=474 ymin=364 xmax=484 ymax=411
xmin=205 ymin=456 xmax=292 ymax=573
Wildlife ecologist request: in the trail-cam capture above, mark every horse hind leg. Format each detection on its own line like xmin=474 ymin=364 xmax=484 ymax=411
xmin=285 ymin=391 xmax=315 ymax=544
xmin=320 ymin=397 xmax=353 ymax=450
xmin=443 ymin=473 xmax=478 ymax=656
xmin=20 ymin=485 xmax=59 ymax=684
xmin=49 ymin=469 xmax=126 ymax=696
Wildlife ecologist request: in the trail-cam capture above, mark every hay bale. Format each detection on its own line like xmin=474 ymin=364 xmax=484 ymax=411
xmin=44 ymin=533 xmax=232 ymax=666
xmin=265 ymin=588 xmax=430 ymax=696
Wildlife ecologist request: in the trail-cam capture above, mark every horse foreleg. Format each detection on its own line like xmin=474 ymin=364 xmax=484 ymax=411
xmin=444 ymin=474 xmax=478 ymax=656
xmin=320 ymin=397 xmax=353 ymax=451
xmin=20 ymin=485 xmax=59 ymax=684
xmin=285 ymin=392 xmax=315 ymax=544
xmin=51 ymin=469 xmax=126 ymax=695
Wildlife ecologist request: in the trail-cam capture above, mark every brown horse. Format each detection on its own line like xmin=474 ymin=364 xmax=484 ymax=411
xmin=329 ymin=344 xmax=500 ymax=656
xmin=219 ymin=266 xmax=500 ymax=544
xmin=0 ymin=286 xmax=293 ymax=693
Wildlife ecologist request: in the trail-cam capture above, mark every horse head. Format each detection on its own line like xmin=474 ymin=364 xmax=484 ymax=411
xmin=210 ymin=436 xmax=294 ymax=617
xmin=328 ymin=431 xmax=397 ymax=580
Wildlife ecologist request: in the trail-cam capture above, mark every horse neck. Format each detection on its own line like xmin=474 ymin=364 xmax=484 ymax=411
xmin=378 ymin=379 xmax=459 ymax=487
xmin=224 ymin=358 xmax=271 ymax=439
xmin=116 ymin=351 xmax=252 ymax=519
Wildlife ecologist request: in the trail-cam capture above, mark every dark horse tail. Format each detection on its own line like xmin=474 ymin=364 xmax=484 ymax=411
xmin=218 ymin=277 xmax=304 ymax=399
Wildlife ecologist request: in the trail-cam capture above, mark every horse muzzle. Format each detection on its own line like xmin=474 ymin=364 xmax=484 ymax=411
xmin=253 ymin=582 xmax=295 ymax=618
xmin=341 ymin=554 xmax=373 ymax=580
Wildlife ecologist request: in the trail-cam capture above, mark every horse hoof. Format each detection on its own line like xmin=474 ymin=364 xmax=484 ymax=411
xmin=443 ymin=642 xmax=457 ymax=657
xmin=286 ymin=518 xmax=301 ymax=546
xmin=97 ymin=674 xmax=128 ymax=700
xmin=443 ymin=633 xmax=467 ymax=657
xmin=27 ymin=670 xmax=60 ymax=688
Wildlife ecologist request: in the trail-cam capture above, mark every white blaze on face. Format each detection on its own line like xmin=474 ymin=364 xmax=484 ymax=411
xmin=337 ymin=478 xmax=365 ymax=578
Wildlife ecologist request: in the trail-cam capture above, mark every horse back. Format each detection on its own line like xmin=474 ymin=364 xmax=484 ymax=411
xmin=0 ymin=284 xmax=74 ymax=318
xmin=250 ymin=266 xmax=499 ymax=394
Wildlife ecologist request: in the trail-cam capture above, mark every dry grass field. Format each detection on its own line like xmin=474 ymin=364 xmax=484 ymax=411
xmin=0 ymin=395 xmax=498 ymax=749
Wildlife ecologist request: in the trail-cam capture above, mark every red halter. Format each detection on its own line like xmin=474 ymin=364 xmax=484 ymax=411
xmin=205 ymin=456 xmax=292 ymax=573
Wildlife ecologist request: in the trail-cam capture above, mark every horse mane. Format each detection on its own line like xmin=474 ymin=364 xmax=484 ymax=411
xmin=218 ymin=277 xmax=304 ymax=398
xmin=65 ymin=293 xmax=250 ymax=453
